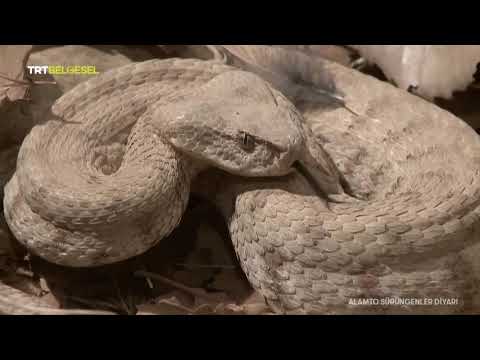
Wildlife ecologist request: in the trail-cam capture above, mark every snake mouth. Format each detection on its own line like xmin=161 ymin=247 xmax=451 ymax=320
xmin=293 ymin=160 xmax=339 ymax=197
xmin=295 ymin=140 xmax=345 ymax=196
xmin=293 ymin=160 xmax=360 ymax=205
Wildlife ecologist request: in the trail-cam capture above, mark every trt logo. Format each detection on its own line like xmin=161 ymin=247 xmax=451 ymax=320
xmin=27 ymin=66 xmax=49 ymax=75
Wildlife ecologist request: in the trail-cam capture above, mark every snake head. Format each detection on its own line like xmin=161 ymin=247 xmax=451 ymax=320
xmin=151 ymin=70 xmax=344 ymax=195
xmin=151 ymin=71 xmax=306 ymax=177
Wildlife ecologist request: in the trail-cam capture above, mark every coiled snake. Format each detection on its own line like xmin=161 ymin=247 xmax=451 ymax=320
xmin=3 ymin=51 xmax=480 ymax=314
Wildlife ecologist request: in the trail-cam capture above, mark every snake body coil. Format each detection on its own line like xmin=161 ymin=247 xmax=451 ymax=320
xmin=3 ymin=55 xmax=480 ymax=314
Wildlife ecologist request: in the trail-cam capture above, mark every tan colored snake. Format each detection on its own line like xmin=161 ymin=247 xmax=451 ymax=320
xmin=3 ymin=48 xmax=480 ymax=314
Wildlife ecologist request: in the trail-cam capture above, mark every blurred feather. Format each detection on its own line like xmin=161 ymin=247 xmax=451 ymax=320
xmin=214 ymin=45 xmax=345 ymax=106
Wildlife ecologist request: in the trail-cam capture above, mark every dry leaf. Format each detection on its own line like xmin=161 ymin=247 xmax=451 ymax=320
xmin=210 ymin=292 xmax=272 ymax=315
xmin=0 ymin=45 xmax=32 ymax=107
xmin=138 ymin=300 xmax=190 ymax=315
xmin=2 ymin=274 xmax=43 ymax=297
xmin=351 ymin=45 xmax=480 ymax=99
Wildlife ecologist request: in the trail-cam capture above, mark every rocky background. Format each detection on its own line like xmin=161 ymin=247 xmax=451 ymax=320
xmin=1 ymin=45 xmax=479 ymax=314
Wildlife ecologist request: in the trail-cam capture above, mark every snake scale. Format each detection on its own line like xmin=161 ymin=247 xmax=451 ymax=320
xmin=3 ymin=48 xmax=480 ymax=314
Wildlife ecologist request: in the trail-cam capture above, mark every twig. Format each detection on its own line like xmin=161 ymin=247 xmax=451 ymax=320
xmin=134 ymin=270 xmax=220 ymax=303
xmin=351 ymin=57 xmax=367 ymax=70
xmin=0 ymin=72 xmax=30 ymax=87
xmin=112 ymin=276 xmax=137 ymax=315
xmin=0 ymin=72 xmax=57 ymax=87
xmin=342 ymin=103 xmax=363 ymax=117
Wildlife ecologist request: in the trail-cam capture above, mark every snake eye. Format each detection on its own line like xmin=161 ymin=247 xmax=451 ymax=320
xmin=240 ymin=131 xmax=255 ymax=151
